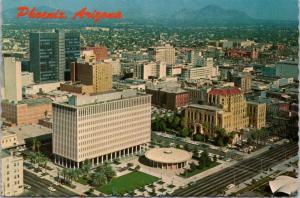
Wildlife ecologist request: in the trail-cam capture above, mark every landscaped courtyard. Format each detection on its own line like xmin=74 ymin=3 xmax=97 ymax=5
xmin=98 ymin=171 xmax=159 ymax=195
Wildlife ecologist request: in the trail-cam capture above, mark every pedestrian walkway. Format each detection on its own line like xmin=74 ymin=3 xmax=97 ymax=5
xmin=24 ymin=159 xmax=101 ymax=196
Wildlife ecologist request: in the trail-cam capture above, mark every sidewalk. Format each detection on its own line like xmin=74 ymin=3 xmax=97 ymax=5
xmin=24 ymin=159 xmax=103 ymax=196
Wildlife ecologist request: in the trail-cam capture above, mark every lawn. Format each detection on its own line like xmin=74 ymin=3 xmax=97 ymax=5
xmin=98 ymin=171 xmax=159 ymax=195
xmin=180 ymin=162 xmax=220 ymax=178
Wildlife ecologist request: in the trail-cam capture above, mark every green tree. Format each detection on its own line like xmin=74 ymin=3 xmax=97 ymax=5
xmin=31 ymin=138 xmax=37 ymax=152
xmin=172 ymin=116 xmax=181 ymax=129
xmin=104 ymin=164 xmax=116 ymax=182
xmin=180 ymin=127 xmax=190 ymax=137
xmin=213 ymin=155 xmax=217 ymax=163
xmin=92 ymin=172 xmax=107 ymax=187
xmin=81 ymin=159 xmax=92 ymax=178
xmin=193 ymin=148 xmax=199 ymax=158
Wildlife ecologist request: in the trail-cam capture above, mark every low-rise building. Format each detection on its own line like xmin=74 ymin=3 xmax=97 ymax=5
xmin=146 ymin=84 xmax=189 ymax=110
xmin=1 ymin=131 xmax=19 ymax=149
xmin=0 ymin=150 xmax=24 ymax=196
xmin=185 ymin=87 xmax=249 ymax=135
xmin=230 ymin=72 xmax=252 ymax=93
xmin=1 ymin=97 xmax=52 ymax=126
xmin=133 ymin=62 xmax=166 ymax=80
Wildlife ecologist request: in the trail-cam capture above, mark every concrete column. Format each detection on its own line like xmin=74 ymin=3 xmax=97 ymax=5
xmin=77 ymin=162 xmax=79 ymax=169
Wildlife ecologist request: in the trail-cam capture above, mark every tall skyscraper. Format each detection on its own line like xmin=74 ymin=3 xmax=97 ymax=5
xmin=65 ymin=32 xmax=81 ymax=80
xmin=3 ymin=57 xmax=22 ymax=102
xmin=29 ymin=30 xmax=80 ymax=82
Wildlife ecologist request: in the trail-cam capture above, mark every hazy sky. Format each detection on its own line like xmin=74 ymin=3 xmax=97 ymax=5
xmin=3 ymin=0 xmax=298 ymax=21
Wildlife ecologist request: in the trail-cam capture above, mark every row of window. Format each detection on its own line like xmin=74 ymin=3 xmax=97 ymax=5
xmin=77 ymin=96 xmax=150 ymax=117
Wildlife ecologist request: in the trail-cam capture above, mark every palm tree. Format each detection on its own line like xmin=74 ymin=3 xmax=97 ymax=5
xmin=92 ymin=172 xmax=107 ymax=187
xmin=62 ymin=168 xmax=68 ymax=183
xmin=104 ymin=164 xmax=116 ymax=182
xmin=32 ymin=138 xmax=37 ymax=152
xmin=67 ymin=169 xmax=76 ymax=185
xmin=81 ymin=159 xmax=92 ymax=178
xmin=36 ymin=140 xmax=41 ymax=153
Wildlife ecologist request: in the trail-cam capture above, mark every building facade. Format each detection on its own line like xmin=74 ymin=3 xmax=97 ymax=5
xmin=146 ymin=85 xmax=189 ymax=110
xmin=247 ymin=101 xmax=266 ymax=129
xmin=185 ymin=87 xmax=249 ymax=135
xmin=0 ymin=150 xmax=24 ymax=196
xmin=65 ymin=32 xmax=81 ymax=80
xmin=30 ymin=30 xmax=80 ymax=82
xmin=52 ymin=90 xmax=151 ymax=168
xmin=148 ymin=44 xmax=176 ymax=65
xmin=230 ymin=72 xmax=252 ymax=93
xmin=70 ymin=61 xmax=112 ymax=93
xmin=134 ymin=62 xmax=166 ymax=80
xmin=181 ymin=66 xmax=214 ymax=80
xmin=3 ymin=57 xmax=22 ymax=102
xmin=86 ymin=45 xmax=109 ymax=61
xmin=275 ymin=59 xmax=299 ymax=80
xmin=1 ymin=98 xmax=52 ymax=126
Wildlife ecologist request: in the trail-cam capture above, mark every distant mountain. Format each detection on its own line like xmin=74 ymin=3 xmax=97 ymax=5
xmin=2 ymin=4 xmax=296 ymax=26
xmin=169 ymin=5 xmax=255 ymax=25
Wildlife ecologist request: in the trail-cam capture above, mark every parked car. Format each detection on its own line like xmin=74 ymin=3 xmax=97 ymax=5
xmin=24 ymin=184 xmax=31 ymax=189
xmin=48 ymin=186 xmax=56 ymax=192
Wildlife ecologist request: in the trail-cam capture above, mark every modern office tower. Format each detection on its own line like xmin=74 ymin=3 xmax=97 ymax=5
xmin=185 ymin=87 xmax=250 ymax=135
xmin=0 ymin=150 xmax=24 ymax=196
xmin=148 ymin=44 xmax=176 ymax=65
xmin=133 ymin=62 xmax=166 ymax=80
xmin=52 ymin=90 xmax=151 ymax=168
xmin=65 ymin=32 xmax=81 ymax=80
xmin=247 ymin=101 xmax=267 ymax=129
xmin=69 ymin=60 xmax=113 ymax=93
xmin=29 ymin=30 xmax=80 ymax=82
xmin=3 ymin=57 xmax=22 ymax=102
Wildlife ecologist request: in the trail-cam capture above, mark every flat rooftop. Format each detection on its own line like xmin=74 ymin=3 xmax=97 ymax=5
xmin=6 ymin=124 xmax=52 ymax=145
xmin=145 ymin=148 xmax=192 ymax=164
xmin=189 ymin=104 xmax=223 ymax=112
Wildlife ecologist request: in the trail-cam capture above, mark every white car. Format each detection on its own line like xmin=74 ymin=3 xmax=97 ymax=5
xmin=226 ymin=184 xmax=235 ymax=189
xmin=24 ymin=184 xmax=31 ymax=189
xmin=53 ymin=181 xmax=60 ymax=186
xmin=48 ymin=187 xmax=56 ymax=192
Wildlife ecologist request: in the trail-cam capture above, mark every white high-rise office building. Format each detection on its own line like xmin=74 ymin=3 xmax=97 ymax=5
xmin=3 ymin=57 xmax=22 ymax=102
xmin=52 ymin=90 xmax=151 ymax=168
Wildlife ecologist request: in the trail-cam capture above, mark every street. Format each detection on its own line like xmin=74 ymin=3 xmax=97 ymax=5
xmin=22 ymin=170 xmax=78 ymax=197
xmin=172 ymin=142 xmax=298 ymax=196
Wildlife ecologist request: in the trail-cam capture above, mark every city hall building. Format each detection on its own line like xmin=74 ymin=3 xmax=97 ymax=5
xmin=52 ymin=89 xmax=151 ymax=168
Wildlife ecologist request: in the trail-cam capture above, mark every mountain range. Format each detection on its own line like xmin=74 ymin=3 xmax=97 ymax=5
xmin=3 ymin=2 xmax=298 ymax=26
